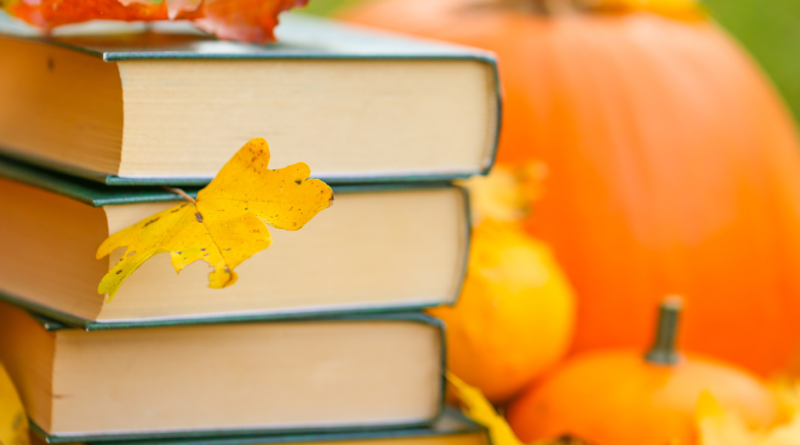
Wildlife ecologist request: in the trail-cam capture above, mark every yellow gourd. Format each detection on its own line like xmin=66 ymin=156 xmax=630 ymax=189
xmin=428 ymin=167 xmax=575 ymax=403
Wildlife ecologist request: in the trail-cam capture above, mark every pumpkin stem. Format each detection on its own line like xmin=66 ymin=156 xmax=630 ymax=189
xmin=465 ymin=0 xmax=582 ymax=15
xmin=645 ymin=295 xmax=683 ymax=366
xmin=533 ymin=0 xmax=579 ymax=14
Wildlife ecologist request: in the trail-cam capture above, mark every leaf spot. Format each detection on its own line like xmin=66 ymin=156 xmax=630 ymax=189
xmin=195 ymin=212 xmax=204 ymax=223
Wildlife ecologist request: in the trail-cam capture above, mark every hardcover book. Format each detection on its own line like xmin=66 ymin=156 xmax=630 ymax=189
xmin=0 ymin=156 xmax=469 ymax=329
xmin=0 ymin=13 xmax=500 ymax=186
xmin=0 ymin=302 xmax=445 ymax=442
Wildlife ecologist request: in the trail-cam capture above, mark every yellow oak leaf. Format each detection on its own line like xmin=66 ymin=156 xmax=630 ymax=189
xmin=96 ymin=138 xmax=334 ymax=299
xmin=447 ymin=372 xmax=526 ymax=445
xmin=0 ymin=364 xmax=28 ymax=445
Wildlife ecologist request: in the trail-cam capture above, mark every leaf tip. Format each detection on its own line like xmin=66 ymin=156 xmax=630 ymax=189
xmin=96 ymin=239 xmax=113 ymax=260
xmin=209 ymin=267 xmax=239 ymax=289
xmin=97 ymin=280 xmax=118 ymax=300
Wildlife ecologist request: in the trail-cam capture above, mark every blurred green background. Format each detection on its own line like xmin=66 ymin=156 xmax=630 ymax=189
xmin=299 ymin=0 xmax=800 ymax=126
xmin=701 ymin=0 xmax=800 ymax=125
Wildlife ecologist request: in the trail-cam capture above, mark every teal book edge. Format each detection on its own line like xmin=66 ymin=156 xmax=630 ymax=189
xmin=29 ymin=409 xmax=483 ymax=445
xmin=16 ymin=311 xmax=449 ymax=444
xmin=68 ymin=408 xmax=486 ymax=445
xmin=0 ymin=151 xmax=465 ymax=206
xmin=0 ymin=12 xmax=502 ymax=187
xmin=0 ymin=154 xmax=471 ymax=330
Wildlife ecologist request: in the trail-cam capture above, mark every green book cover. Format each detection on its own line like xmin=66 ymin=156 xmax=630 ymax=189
xmin=0 ymin=12 xmax=501 ymax=187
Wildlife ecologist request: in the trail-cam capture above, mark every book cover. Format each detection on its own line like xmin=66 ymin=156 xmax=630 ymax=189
xmin=0 ymin=154 xmax=471 ymax=329
xmin=0 ymin=13 xmax=501 ymax=186
xmin=1 ymin=306 xmax=448 ymax=443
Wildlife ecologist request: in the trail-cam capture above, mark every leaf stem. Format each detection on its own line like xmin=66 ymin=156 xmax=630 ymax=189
xmin=164 ymin=186 xmax=196 ymax=203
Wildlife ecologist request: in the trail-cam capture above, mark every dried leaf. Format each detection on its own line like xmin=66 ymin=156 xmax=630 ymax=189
xmin=193 ymin=0 xmax=308 ymax=42
xmin=756 ymin=383 xmax=800 ymax=445
xmin=0 ymin=364 xmax=28 ymax=445
xmin=96 ymin=138 xmax=333 ymax=299
xmin=758 ymin=421 xmax=800 ymax=445
xmin=695 ymin=390 xmax=800 ymax=445
xmin=696 ymin=391 xmax=758 ymax=445
xmin=459 ymin=162 xmax=547 ymax=224
xmin=2 ymin=0 xmax=307 ymax=42
xmin=447 ymin=372 xmax=526 ymax=445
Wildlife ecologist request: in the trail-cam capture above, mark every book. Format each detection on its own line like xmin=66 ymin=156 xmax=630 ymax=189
xmin=0 ymin=302 xmax=445 ymax=442
xmin=27 ymin=409 xmax=485 ymax=445
xmin=0 ymin=13 xmax=500 ymax=186
xmin=0 ymin=156 xmax=469 ymax=329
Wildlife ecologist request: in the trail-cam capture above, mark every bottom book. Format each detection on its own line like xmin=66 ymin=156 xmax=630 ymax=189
xmin=0 ymin=301 xmax=444 ymax=443
xmin=28 ymin=410 xmax=487 ymax=445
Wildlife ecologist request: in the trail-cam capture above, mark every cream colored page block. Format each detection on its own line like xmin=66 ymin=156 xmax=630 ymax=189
xmin=97 ymin=189 xmax=466 ymax=320
xmin=50 ymin=321 xmax=442 ymax=434
xmin=0 ymin=39 xmax=123 ymax=173
xmin=117 ymin=59 xmax=494 ymax=177
xmin=0 ymin=179 xmax=108 ymax=319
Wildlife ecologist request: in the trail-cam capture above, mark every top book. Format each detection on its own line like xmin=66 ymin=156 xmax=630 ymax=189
xmin=0 ymin=13 xmax=500 ymax=186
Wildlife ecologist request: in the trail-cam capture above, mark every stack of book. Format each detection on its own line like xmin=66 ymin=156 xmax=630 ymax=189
xmin=0 ymin=12 xmax=500 ymax=445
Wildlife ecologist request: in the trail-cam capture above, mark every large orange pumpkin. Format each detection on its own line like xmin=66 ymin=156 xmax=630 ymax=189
xmin=339 ymin=0 xmax=800 ymax=375
xmin=506 ymin=298 xmax=779 ymax=445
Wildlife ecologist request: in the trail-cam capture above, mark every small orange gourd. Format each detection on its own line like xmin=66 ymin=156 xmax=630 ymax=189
xmin=506 ymin=297 xmax=778 ymax=445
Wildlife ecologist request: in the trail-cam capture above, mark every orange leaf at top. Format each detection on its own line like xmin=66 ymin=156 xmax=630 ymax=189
xmin=195 ymin=0 xmax=308 ymax=42
xmin=3 ymin=0 xmax=308 ymax=42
